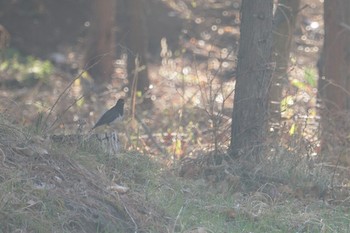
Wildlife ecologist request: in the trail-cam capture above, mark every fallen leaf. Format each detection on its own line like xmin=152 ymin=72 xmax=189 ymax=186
xmin=107 ymin=184 xmax=130 ymax=194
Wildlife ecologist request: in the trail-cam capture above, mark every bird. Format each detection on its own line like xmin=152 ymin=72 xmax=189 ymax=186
xmin=90 ymin=98 xmax=125 ymax=131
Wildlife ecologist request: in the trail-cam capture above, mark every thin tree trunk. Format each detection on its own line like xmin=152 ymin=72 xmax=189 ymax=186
xmin=230 ymin=0 xmax=274 ymax=159
xmin=269 ymin=0 xmax=300 ymax=129
xmin=117 ymin=0 xmax=151 ymax=105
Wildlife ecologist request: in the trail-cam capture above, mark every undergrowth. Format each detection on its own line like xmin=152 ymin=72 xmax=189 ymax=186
xmin=1 ymin=111 xmax=350 ymax=232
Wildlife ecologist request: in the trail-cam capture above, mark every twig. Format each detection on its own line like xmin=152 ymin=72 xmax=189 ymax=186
xmin=45 ymin=95 xmax=85 ymax=133
xmin=171 ymin=204 xmax=185 ymax=233
xmin=135 ymin=114 xmax=169 ymax=157
xmin=0 ymin=146 xmax=10 ymax=168
xmin=340 ymin=22 xmax=350 ymax=32
xmin=119 ymin=194 xmax=138 ymax=233
xmin=330 ymin=150 xmax=341 ymax=196
xmin=296 ymin=4 xmax=310 ymax=14
xmin=43 ymin=54 xmax=106 ymax=131
xmin=130 ymin=56 xmax=139 ymax=122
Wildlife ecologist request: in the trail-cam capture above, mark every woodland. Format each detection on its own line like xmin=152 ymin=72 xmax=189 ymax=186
xmin=0 ymin=0 xmax=349 ymax=232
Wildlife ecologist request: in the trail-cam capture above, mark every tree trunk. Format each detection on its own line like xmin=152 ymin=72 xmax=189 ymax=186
xmin=320 ymin=0 xmax=350 ymax=154
xmin=269 ymin=0 xmax=300 ymax=129
xmin=85 ymin=0 xmax=116 ymax=86
xmin=230 ymin=0 xmax=274 ymax=159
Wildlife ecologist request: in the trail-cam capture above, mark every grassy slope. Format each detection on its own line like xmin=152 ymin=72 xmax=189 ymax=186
xmin=0 ymin=117 xmax=349 ymax=233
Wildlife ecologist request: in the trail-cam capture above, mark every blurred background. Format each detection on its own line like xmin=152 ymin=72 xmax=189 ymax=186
xmin=0 ymin=0 xmax=324 ymax=161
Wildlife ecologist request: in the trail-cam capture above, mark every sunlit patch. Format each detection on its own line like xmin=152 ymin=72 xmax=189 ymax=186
xmin=218 ymin=28 xmax=224 ymax=35
xmin=215 ymin=94 xmax=224 ymax=103
xmin=310 ymin=21 xmax=319 ymax=29
xmin=201 ymin=31 xmax=211 ymax=40
xmin=222 ymin=61 xmax=229 ymax=68
xmin=182 ymin=66 xmax=191 ymax=75
xmin=195 ymin=17 xmax=203 ymax=24
xmin=233 ymin=2 xmax=240 ymax=9
xmin=194 ymin=98 xmax=201 ymax=105
xmin=198 ymin=40 xmax=205 ymax=47
xmin=222 ymin=11 xmax=229 ymax=17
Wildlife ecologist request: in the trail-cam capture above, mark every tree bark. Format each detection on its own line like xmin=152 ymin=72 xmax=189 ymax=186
xmin=85 ymin=0 xmax=116 ymax=85
xmin=320 ymin=0 xmax=350 ymax=152
xmin=230 ymin=0 xmax=274 ymax=159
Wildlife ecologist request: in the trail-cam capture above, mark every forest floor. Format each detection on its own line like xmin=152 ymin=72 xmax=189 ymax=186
xmin=1 ymin=0 xmax=350 ymax=232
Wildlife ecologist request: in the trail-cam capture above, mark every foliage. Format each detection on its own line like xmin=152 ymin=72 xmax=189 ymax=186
xmin=0 ymin=48 xmax=53 ymax=82
xmin=290 ymin=67 xmax=317 ymax=92
xmin=304 ymin=67 xmax=317 ymax=88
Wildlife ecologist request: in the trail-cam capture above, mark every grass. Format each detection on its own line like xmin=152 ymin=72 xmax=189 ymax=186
xmin=145 ymin=171 xmax=349 ymax=233
xmin=0 ymin=114 xmax=350 ymax=233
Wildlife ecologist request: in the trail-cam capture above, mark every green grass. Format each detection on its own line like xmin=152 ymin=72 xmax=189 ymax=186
xmin=152 ymin=182 xmax=349 ymax=233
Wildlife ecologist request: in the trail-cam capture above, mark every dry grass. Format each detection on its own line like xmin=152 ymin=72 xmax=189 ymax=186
xmin=1 ymin=113 xmax=350 ymax=233
xmin=0 ymin=115 xmax=168 ymax=233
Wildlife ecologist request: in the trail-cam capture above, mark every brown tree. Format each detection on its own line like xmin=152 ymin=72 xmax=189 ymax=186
xmin=230 ymin=0 xmax=274 ymax=158
xmin=84 ymin=0 xmax=150 ymax=99
xmin=85 ymin=0 xmax=116 ymax=85
xmin=319 ymin=0 xmax=350 ymax=154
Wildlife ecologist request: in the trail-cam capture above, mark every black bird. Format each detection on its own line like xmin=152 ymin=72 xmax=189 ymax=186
xmin=91 ymin=98 xmax=125 ymax=130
